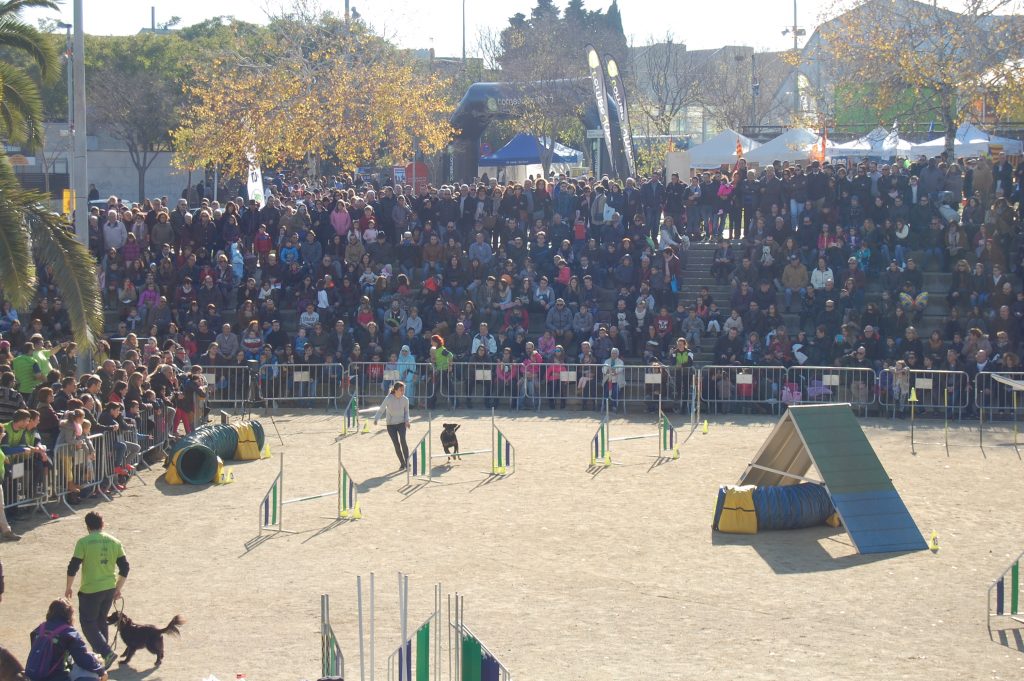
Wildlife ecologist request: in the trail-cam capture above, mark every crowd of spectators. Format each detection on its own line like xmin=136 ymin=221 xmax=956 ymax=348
xmin=0 ymin=148 xmax=1022 ymax=439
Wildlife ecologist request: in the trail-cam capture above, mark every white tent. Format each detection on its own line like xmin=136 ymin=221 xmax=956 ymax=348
xmin=684 ymin=129 xmax=759 ymax=168
xmin=744 ymin=128 xmax=822 ymax=164
xmin=909 ymin=122 xmax=1023 ymax=157
xmin=830 ymin=126 xmax=913 ymax=157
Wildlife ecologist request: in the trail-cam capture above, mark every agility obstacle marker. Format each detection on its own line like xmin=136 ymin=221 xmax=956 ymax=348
xmin=408 ymin=409 xmax=516 ymax=484
xmin=387 ymin=574 xmax=442 ymax=681
xmin=258 ymin=446 xmax=362 ymax=536
xmin=590 ymin=397 xmax=680 ymax=467
xmin=342 ymin=393 xmax=371 ymax=435
xmin=989 ymin=548 xmax=1024 ymax=632
xmin=450 ymin=593 xmax=512 ymax=681
xmin=321 ymin=593 xmax=345 ymax=678
xmin=733 ymin=403 xmax=926 ymax=554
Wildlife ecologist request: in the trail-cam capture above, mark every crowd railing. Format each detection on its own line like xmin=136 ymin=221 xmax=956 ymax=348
xmin=877 ymin=368 xmax=972 ymax=419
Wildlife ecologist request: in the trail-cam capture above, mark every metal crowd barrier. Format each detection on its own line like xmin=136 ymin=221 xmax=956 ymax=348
xmin=200 ymin=365 xmax=251 ymax=409
xmin=699 ymin=365 xmax=788 ymax=415
xmin=439 ymin=362 xmax=522 ymax=409
xmin=1 ymin=448 xmax=51 ymax=515
xmin=51 ymin=432 xmax=114 ymax=513
xmin=976 ymin=371 xmax=1024 ymax=419
xmin=785 ymin=365 xmax=878 ymax=416
xmin=259 ymin=362 xmax=354 ymax=406
xmin=878 ymin=368 xmax=971 ymax=418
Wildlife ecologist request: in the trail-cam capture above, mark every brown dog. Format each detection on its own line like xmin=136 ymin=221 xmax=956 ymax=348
xmin=106 ymin=612 xmax=184 ymax=667
xmin=0 ymin=646 xmax=26 ymax=681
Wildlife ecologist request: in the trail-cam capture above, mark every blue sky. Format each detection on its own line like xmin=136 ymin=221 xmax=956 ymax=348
xmin=26 ymin=0 xmax=832 ymax=54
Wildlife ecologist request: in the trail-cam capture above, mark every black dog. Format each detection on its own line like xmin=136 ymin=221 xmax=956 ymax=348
xmin=107 ymin=612 xmax=185 ymax=667
xmin=440 ymin=423 xmax=461 ymax=462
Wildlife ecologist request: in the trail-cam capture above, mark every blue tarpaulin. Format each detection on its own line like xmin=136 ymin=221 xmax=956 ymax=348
xmin=479 ymin=133 xmax=581 ymax=166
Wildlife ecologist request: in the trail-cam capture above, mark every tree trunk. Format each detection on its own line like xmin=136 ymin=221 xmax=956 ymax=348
xmin=137 ymin=163 xmax=146 ymax=204
xmin=940 ymin=94 xmax=956 ymax=159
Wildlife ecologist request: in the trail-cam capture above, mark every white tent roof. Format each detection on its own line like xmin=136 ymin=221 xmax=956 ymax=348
xmin=684 ymin=129 xmax=759 ymax=167
xmin=831 ymin=127 xmax=913 ymax=156
xmin=744 ymin=128 xmax=822 ymax=164
xmin=909 ymin=122 xmax=1023 ymax=157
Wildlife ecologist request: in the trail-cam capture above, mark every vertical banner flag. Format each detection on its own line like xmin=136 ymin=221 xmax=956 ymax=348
xmin=585 ymin=45 xmax=617 ymax=178
xmin=246 ymin=153 xmax=265 ymax=205
xmin=604 ymin=55 xmax=636 ymax=178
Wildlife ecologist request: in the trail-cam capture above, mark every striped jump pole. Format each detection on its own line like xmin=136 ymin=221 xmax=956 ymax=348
xmin=258 ymin=454 xmax=296 ymax=535
xmin=342 ymin=394 xmax=368 ymax=435
xmin=590 ymin=417 xmax=611 ymax=467
xmin=321 ymin=593 xmax=345 ymax=679
xmin=338 ymin=445 xmax=362 ymax=520
xmin=408 ymin=419 xmax=433 ymax=485
xmin=491 ymin=409 xmax=515 ymax=476
xmin=659 ymin=408 xmax=680 ymax=461
xmin=989 ymin=548 xmax=1024 ymax=632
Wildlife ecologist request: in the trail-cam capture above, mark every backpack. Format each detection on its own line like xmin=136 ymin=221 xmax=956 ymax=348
xmin=25 ymin=622 xmax=71 ymax=680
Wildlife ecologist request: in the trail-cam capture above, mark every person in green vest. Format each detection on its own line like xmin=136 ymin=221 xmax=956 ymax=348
xmin=428 ymin=334 xmax=453 ymax=410
xmin=65 ymin=511 xmax=129 ymax=670
xmin=0 ymin=408 xmax=39 ymax=540
xmin=11 ymin=342 xmax=44 ymax=403
xmin=11 ymin=336 xmax=67 ymax=401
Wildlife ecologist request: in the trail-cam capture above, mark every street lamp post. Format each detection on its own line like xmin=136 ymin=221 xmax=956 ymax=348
xmin=751 ymin=53 xmax=759 ymax=132
xmin=71 ymin=0 xmax=88 ymax=248
xmin=57 ymin=22 xmax=72 ymax=200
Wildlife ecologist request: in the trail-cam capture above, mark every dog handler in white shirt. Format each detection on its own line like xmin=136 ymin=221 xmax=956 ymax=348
xmin=374 ymin=381 xmax=411 ymax=469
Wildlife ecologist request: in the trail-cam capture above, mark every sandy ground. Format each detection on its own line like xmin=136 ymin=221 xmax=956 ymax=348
xmin=3 ymin=408 xmax=1024 ymax=681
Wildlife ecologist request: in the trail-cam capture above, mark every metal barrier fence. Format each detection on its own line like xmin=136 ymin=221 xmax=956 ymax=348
xmin=785 ymin=366 xmax=878 ymax=416
xmin=976 ymin=372 xmax=1024 ymax=418
xmin=3 ymin=410 xmax=171 ymax=516
xmin=258 ymin=363 xmax=356 ymax=407
xmin=349 ymin=361 xmax=433 ymax=407
xmin=878 ymin=369 xmax=972 ymax=418
xmin=700 ymin=365 xmax=788 ymax=415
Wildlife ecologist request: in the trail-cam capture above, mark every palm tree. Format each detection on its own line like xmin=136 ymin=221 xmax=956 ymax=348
xmin=0 ymin=0 xmax=103 ymax=348
xmin=0 ymin=0 xmax=60 ymax=145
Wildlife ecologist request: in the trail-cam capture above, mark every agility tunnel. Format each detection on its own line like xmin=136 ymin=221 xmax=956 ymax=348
xmin=714 ymin=404 xmax=926 ymax=554
xmin=164 ymin=420 xmax=268 ymax=485
xmin=713 ymin=483 xmax=837 ymax=534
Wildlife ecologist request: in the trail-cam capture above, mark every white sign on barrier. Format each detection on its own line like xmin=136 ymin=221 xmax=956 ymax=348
xmin=736 ymin=373 xmax=754 ymax=385
xmin=11 ymin=462 xmax=23 ymax=479
xmin=645 ymin=372 xmax=662 ymax=384
xmin=203 ymin=373 xmax=217 ymax=386
xmin=560 ymin=371 xmax=577 ymax=382
xmin=384 ymin=370 xmax=400 ymax=381
xmin=292 ymin=371 xmax=311 ymax=383
xmin=823 ymin=374 xmax=840 ymax=386
xmin=475 ymin=369 xmax=492 ymax=381
xmin=915 ymin=378 xmax=933 ymax=390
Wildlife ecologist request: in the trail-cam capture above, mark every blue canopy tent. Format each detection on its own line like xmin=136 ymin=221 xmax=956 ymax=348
xmin=479 ymin=133 xmax=582 ymax=166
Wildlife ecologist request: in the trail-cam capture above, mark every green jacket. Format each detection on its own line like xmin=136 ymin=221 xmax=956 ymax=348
xmin=433 ymin=347 xmax=453 ymax=371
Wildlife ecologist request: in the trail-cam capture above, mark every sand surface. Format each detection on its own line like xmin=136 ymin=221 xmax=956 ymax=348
xmin=3 ymin=409 xmax=1024 ymax=681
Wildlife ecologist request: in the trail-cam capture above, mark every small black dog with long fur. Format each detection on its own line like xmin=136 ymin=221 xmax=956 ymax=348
xmin=440 ymin=423 xmax=461 ymax=462
xmin=106 ymin=612 xmax=185 ymax=667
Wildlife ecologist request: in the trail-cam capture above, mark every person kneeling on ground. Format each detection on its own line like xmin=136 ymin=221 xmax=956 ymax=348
xmin=25 ymin=598 xmax=107 ymax=681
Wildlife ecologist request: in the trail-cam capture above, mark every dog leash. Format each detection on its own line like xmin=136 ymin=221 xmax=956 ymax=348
xmin=109 ymin=596 xmax=125 ymax=653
